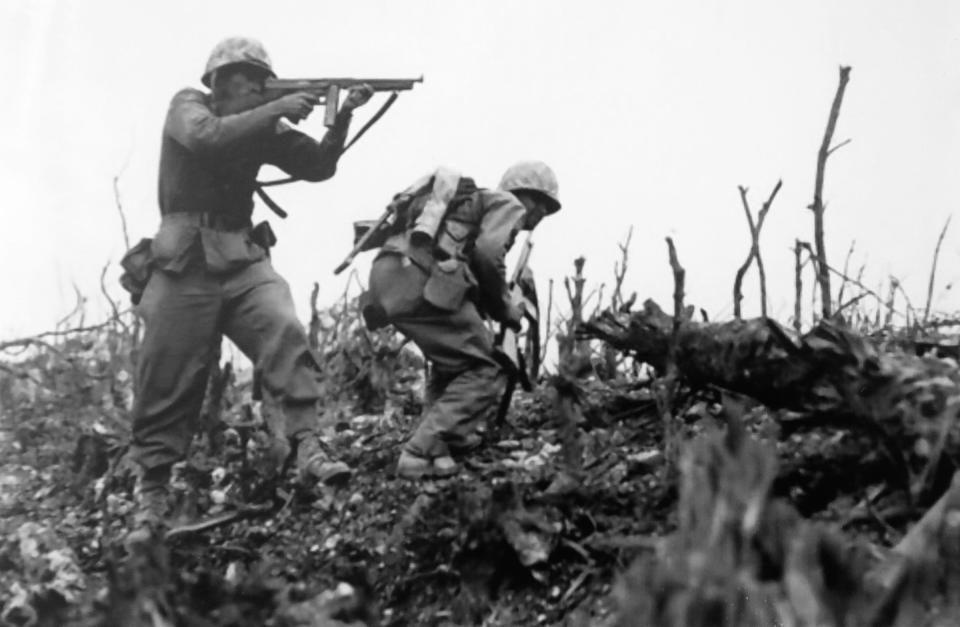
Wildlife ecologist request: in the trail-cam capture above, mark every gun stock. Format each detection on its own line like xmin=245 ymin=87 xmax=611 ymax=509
xmin=333 ymin=206 xmax=396 ymax=275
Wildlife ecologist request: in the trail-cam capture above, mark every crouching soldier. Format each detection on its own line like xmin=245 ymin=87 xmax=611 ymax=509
xmin=362 ymin=162 xmax=561 ymax=478
xmin=124 ymin=36 xmax=373 ymax=543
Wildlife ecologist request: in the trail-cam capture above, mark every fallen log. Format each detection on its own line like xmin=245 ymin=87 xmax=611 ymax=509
xmin=580 ymin=299 xmax=960 ymax=502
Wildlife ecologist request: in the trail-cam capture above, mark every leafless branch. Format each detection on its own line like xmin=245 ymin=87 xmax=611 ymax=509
xmin=611 ymin=227 xmax=633 ymax=311
xmin=810 ymin=65 xmax=852 ymax=318
xmin=924 ymin=216 xmax=952 ymax=325
xmin=884 ymin=278 xmax=899 ymax=328
xmin=540 ymin=278 xmax=555 ymax=368
xmin=836 ymin=240 xmax=857 ymax=306
xmin=308 ymin=282 xmax=321 ymax=350
xmin=56 ymin=285 xmax=87 ymax=334
xmin=835 ymin=292 xmax=871 ymax=316
xmin=794 ymin=240 xmax=803 ymax=333
xmin=890 ymin=276 xmax=916 ymax=322
xmin=796 ymin=241 xmax=905 ymax=319
xmin=665 ymin=238 xmax=686 ymax=342
xmin=659 ymin=237 xmax=686 ymax=481
xmin=113 ymin=155 xmax=130 ymax=250
xmin=98 ymin=261 xmax=129 ymax=338
xmin=733 ymin=180 xmax=781 ymax=319
xmin=826 ymin=138 xmax=852 ymax=157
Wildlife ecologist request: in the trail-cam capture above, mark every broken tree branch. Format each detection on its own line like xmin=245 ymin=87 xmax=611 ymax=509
xmin=810 ymin=65 xmax=852 ymax=318
xmin=611 ymin=227 xmax=634 ymax=311
xmin=836 ymin=240 xmax=857 ymax=306
xmin=796 ymin=241 xmax=906 ymax=320
xmin=308 ymin=282 xmax=321 ymax=350
xmin=826 ymin=137 xmax=852 ymax=157
xmin=540 ymin=278 xmax=554 ymax=369
xmin=794 ymin=240 xmax=803 ymax=333
xmin=659 ymin=237 xmax=686 ymax=478
xmin=732 ymin=180 xmax=781 ymax=318
xmin=923 ymin=216 xmax=952 ymax=325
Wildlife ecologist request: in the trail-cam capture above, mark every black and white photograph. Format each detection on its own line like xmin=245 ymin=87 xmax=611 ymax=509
xmin=3 ymin=1 xmax=960 ymax=625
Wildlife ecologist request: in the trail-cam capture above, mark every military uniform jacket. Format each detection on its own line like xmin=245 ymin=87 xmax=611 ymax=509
xmin=152 ymin=88 xmax=349 ymax=274
xmin=376 ymin=169 xmax=528 ymax=324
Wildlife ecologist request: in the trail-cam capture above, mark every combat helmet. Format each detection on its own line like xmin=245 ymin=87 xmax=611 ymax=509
xmin=497 ymin=161 xmax=561 ymax=214
xmin=201 ymin=36 xmax=276 ymax=87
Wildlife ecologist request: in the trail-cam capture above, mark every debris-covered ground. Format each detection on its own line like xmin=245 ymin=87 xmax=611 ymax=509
xmin=4 ymin=292 xmax=960 ymax=626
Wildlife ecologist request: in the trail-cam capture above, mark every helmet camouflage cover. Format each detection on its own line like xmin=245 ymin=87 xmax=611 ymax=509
xmin=497 ymin=160 xmax=561 ymax=213
xmin=201 ymin=36 xmax=276 ymax=87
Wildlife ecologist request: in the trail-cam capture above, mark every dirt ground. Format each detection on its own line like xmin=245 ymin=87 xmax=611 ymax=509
xmin=1 ymin=337 xmax=921 ymax=627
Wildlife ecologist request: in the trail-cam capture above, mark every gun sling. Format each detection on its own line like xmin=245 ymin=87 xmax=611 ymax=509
xmin=253 ymin=92 xmax=402 ymax=218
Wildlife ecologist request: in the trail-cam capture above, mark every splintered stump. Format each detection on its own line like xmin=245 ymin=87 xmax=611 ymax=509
xmin=580 ymin=300 xmax=960 ymax=501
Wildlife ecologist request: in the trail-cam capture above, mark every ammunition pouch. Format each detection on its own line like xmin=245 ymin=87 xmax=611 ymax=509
xmin=434 ymin=219 xmax=472 ymax=261
xmin=423 ymin=259 xmax=475 ymax=312
xmin=119 ymin=238 xmax=155 ymax=305
xmin=359 ymin=290 xmax=389 ymax=330
xmin=250 ymin=221 xmax=277 ymax=250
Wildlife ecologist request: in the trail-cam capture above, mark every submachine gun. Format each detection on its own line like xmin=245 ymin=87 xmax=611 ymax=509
xmin=251 ymin=75 xmax=423 ymax=218
xmin=263 ymin=76 xmax=423 ymax=127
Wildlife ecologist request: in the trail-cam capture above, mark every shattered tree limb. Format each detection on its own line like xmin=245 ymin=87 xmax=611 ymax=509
xmin=732 ymin=180 xmax=781 ymax=319
xmin=580 ymin=300 xmax=960 ymax=501
xmin=923 ymin=216 xmax=952 ymax=325
xmin=810 ymin=65 xmax=852 ymax=318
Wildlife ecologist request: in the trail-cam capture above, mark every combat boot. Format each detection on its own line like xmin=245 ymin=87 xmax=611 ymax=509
xmin=447 ymin=433 xmax=483 ymax=455
xmin=124 ymin=485 xmax=171 ymax=549
xmin=296 ymin=433 xmax=352 ymax=486
xmin=396 ymin=450 xmax=459 ymax=479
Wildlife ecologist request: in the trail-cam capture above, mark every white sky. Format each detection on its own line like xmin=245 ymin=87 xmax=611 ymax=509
xmin=3 ymin=0 xmax=960 ymax=340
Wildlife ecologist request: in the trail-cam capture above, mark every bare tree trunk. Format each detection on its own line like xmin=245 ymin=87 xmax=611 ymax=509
xmin=811 ymin=65 xmax=852 ymax=318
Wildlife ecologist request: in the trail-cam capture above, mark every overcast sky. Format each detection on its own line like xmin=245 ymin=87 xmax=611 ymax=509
xmin=3 ymin=0 xmax=960 ymax=340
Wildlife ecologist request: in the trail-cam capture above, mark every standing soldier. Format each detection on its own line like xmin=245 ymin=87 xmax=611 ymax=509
xmin=125 ymin=36 xmax=373 ymax=542
xmin=362 ymin=162 xmax=561 ymax=478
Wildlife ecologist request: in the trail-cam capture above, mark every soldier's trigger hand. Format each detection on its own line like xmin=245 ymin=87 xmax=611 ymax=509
xmin=271 ymin=92 xmax=320 ymax=122
xmin=505 ymin=295 xmax=525 ymax=331
xmin=342 ymin=84 xmax=374 ymax=112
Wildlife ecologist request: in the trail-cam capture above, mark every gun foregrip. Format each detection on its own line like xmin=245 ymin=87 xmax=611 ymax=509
xmin=324 ymin=84 xmax=340 ymax=127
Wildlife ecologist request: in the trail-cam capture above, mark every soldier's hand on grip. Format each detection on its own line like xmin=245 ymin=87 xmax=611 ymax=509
xmin=271 ymin=92 xmax=320 ymax=122
xmin=342 ymin=84 xmax=375 ymax=112
xmin=504 ymin=291 xmax=526 ymax=331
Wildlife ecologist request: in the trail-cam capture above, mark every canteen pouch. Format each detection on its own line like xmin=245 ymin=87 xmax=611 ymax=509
xmin=119 ymin=237 xmax=155 ymax=305
xmin=423 ymin=258 xmax=474 ymax=312
xmin=250 ymin=220 xmax=278 ymax=250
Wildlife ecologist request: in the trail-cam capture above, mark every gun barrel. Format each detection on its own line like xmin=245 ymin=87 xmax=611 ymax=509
xmin=265 ymin=76 xmax=423 ymax=93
